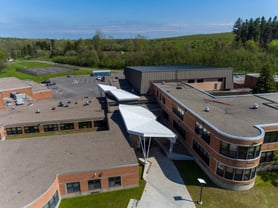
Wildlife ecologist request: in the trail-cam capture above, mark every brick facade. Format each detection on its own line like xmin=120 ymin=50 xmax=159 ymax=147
xmin=26 ymin=165 xmax=138 ymax=207
xmin=152 ymin=83 xmax=278 ymax=190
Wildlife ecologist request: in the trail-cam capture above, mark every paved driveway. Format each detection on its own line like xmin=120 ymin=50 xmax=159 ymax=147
xmin=48 ymin=75 xmax=101 ymax=99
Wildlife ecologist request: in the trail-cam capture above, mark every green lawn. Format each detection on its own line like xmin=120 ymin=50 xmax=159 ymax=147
xmin=0 ymin=61 xmax=91 ymax=82
xmin=59 ymin=166 xmax=145 ymax=208
xmin=175 ymin=160 xmax=278 ymax=208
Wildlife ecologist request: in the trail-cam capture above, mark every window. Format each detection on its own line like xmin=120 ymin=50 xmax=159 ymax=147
xmin=224 ymin=166 xmax=234 ymax=180
xmin=264 ymin=131 xmax=278 ymax=143
xmin=24 ymin=125 xmax=39 ymax=134
xmin=60 ymin=122 xmax=74 ymax=131
xmin=172 ymin=104 xmax=185 ymax=120
xmin=6 ymin=127 xmax=23 ymax=135
xmin=42 ymin=191 xmax=59 ymax=208
xmin=78 ymin=121 xmax=92 ymax=129
xmin=108 ymin=176 xmax=121 ymax=187
xmin=260 ymin=151 xmax=275 ymax=163
xmin=193 ymin=140 xmax=210 ymax=166
xmin=88 ymin=179 xmax=101 ymax=190
xmin=219 ymin=141 xmax=261 ymax=160
xmin=44 ymin=124 xmax=58 ymax=132
xmin=216 ymin=162 xmax=256 ymax=181
xmin=66 ymin=182 xmax=80 ymax=193
xmin=162 ymin=110 xmax=169 ymax=122
xmin=195 ymin=122 xmax=210 ymax=144
xmin=162 ymin=96 xmax=165 ymax=104
xmin=188 ymin=79 xmax=195 ymax=83
xmin=234 ymin=169 xmax=244 ymax=181
xmin=197 ymin=79 xmax=204 ymax=83
xmin=173 ymin=120 xmax=186 ymax=139
xmin=94 ymin=120 xmax=107 ymax=130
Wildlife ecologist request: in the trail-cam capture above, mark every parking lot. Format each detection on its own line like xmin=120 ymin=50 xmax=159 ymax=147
xmin=48 ymin=75 xmax=102 ymax=100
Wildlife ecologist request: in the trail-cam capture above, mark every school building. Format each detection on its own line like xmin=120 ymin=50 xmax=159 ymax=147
xmin=151 ymin=81 xmax=278 ymax=190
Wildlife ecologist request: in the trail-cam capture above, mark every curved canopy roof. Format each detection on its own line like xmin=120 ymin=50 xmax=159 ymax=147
xmin=119 ymin=104 xmax=176 ymax=139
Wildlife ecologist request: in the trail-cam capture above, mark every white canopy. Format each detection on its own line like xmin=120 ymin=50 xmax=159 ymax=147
xmin=119 ymin=104 xmax=176 ymax=139
xmin=97 ymin=84 xmax=117 ymax=92
xmin=98 ymin=84 xmax=140 ymax=102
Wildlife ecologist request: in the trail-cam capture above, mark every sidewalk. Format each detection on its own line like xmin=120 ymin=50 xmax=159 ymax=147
xmin=133 ymin=149 xmax=196 ymax=208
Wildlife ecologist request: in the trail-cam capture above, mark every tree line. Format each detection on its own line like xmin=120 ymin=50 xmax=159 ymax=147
xmin=233 ymin=16 xmax=278 ymax=48
xmin=0 ymin=17 xmax=278 ymax=74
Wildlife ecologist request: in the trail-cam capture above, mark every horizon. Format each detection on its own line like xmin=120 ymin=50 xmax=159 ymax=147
xmin=0 ymin=0 xmax=277 ymax=39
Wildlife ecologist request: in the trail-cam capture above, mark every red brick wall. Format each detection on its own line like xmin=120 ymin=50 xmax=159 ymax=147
xmin=26 ymin=165 xmax=138 ymax=207
xmin=59 ymin=165 xmax=138 ymax=196
xmin=190 ymin=80 xmax=224 ymax=91
xmin=33 ymin=90 xmax=53 ymax=100
xmin=27 ymin=177 xmax=59 ymax=208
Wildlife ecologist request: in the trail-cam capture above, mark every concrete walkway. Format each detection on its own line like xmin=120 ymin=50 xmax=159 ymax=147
xmin=130 ymin=149 xmax=196 ymax=208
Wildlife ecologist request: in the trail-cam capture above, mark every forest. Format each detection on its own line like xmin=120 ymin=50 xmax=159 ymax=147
xmin=0 ymin=16 xmax=278 ymax=73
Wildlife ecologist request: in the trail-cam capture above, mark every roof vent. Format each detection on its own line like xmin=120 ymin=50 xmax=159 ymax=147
xmin=250 ymin=103 xmax=259 ymax=109
xmin=35 ymin=108 xmax=40 ymax=113
xmin=204 ymin=106 xmax=210 ymax=112
xmin=176 ymin=83 xmax=182 ymax=89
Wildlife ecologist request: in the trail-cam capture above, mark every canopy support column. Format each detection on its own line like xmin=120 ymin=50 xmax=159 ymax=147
xmin=168 ymin=135 xmax=177 ymax=154
xmin=139 ymin=136 xmax=152 ymax=162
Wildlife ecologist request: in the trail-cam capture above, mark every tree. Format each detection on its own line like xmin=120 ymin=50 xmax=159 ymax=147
xmin=254 ymin=63 xmax=276 ymax=93
xmin=0 ymin=50 xmax=7 ymax=70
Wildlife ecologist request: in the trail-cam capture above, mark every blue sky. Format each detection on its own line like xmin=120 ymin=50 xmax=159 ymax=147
xmin=0 ymin=0 xmax=277 ymax=39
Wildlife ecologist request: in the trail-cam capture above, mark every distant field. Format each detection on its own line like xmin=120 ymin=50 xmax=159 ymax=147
xmin=151 ymin=32 xmax=235 ymax=48
xmin=0 ymin=61 xmax=91 ymax=82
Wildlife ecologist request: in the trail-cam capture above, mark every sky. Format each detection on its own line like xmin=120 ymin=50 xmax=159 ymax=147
xmin=0 ymin=0 xmax=277 ymax=39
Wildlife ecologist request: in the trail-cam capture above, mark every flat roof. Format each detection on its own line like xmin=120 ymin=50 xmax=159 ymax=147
xmin=126 ymin=65 xmax=232 ymax=72
xmin=0 ymin=114 xmax=138 ymax=208
xmin=23 ymin=80 xmax=50 ymax=93
xmin=98 ymin=84 xmax=140 ymax=102
xmin=1 ymin=98 xmax=104 ymax=126
xmin=155 ymin=82 xmax=278 ymax=138
xmin=0 ymin=77 xmax=31 ymax=92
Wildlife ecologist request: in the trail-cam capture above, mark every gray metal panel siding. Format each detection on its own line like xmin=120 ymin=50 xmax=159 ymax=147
xmin=126 ymin=66 xmax=234 ymax=94
xmin=141 ymin=71 xmax=176 ymax=93
xmin=125 ymin=67 xmax=142 ymax=93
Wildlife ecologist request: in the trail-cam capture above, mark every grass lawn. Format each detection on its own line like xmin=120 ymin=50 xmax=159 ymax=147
xmin=59 ymin=166 xmax=145 ymax=208
xmin=175 ymin=160 xmax=278 ymax=208
xmin=0 ymin=61 xmax=91 ymax=82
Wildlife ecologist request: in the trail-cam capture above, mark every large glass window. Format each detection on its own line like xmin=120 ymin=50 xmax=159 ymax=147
xmin=88 ymin=179 xmax=101 ymax=190
xmin=195 ymin=122 xmax=210 ymax=144
xmin=216 ymin=163 xmax=256 ymax=181
xmin=6 ymin=127 xmax=23 ymax=135
xmin=78 ymin=121 xmax=92 ymax=129
xmin=42 ymin=190 xmax=59 ymax=208
xmin=264 ymin=131 xmax=278 ymax=143
xmin=219 ymin=141 xmax=261 ymax=160
xmin=260 ymin=151 xmax=275 ymax=163
xmin=66 ymin=182 xmax=80 ymax=193
xmin=44 ymin=124 xmax=58 ymax=132
xmin=24 ymin=125 xmax=39 ymax=134
xmin=60 ymin=122 xmax=74 ymax=131
xmin=94 ymin=120 xmax=107 ymax=130
xmin=108 ymin=176 xmax=121 ymax=187
xmin=193 ymin=140 xmax=210 ymax=166
xmin=172 ymin=104 xmax=184 ymax=120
